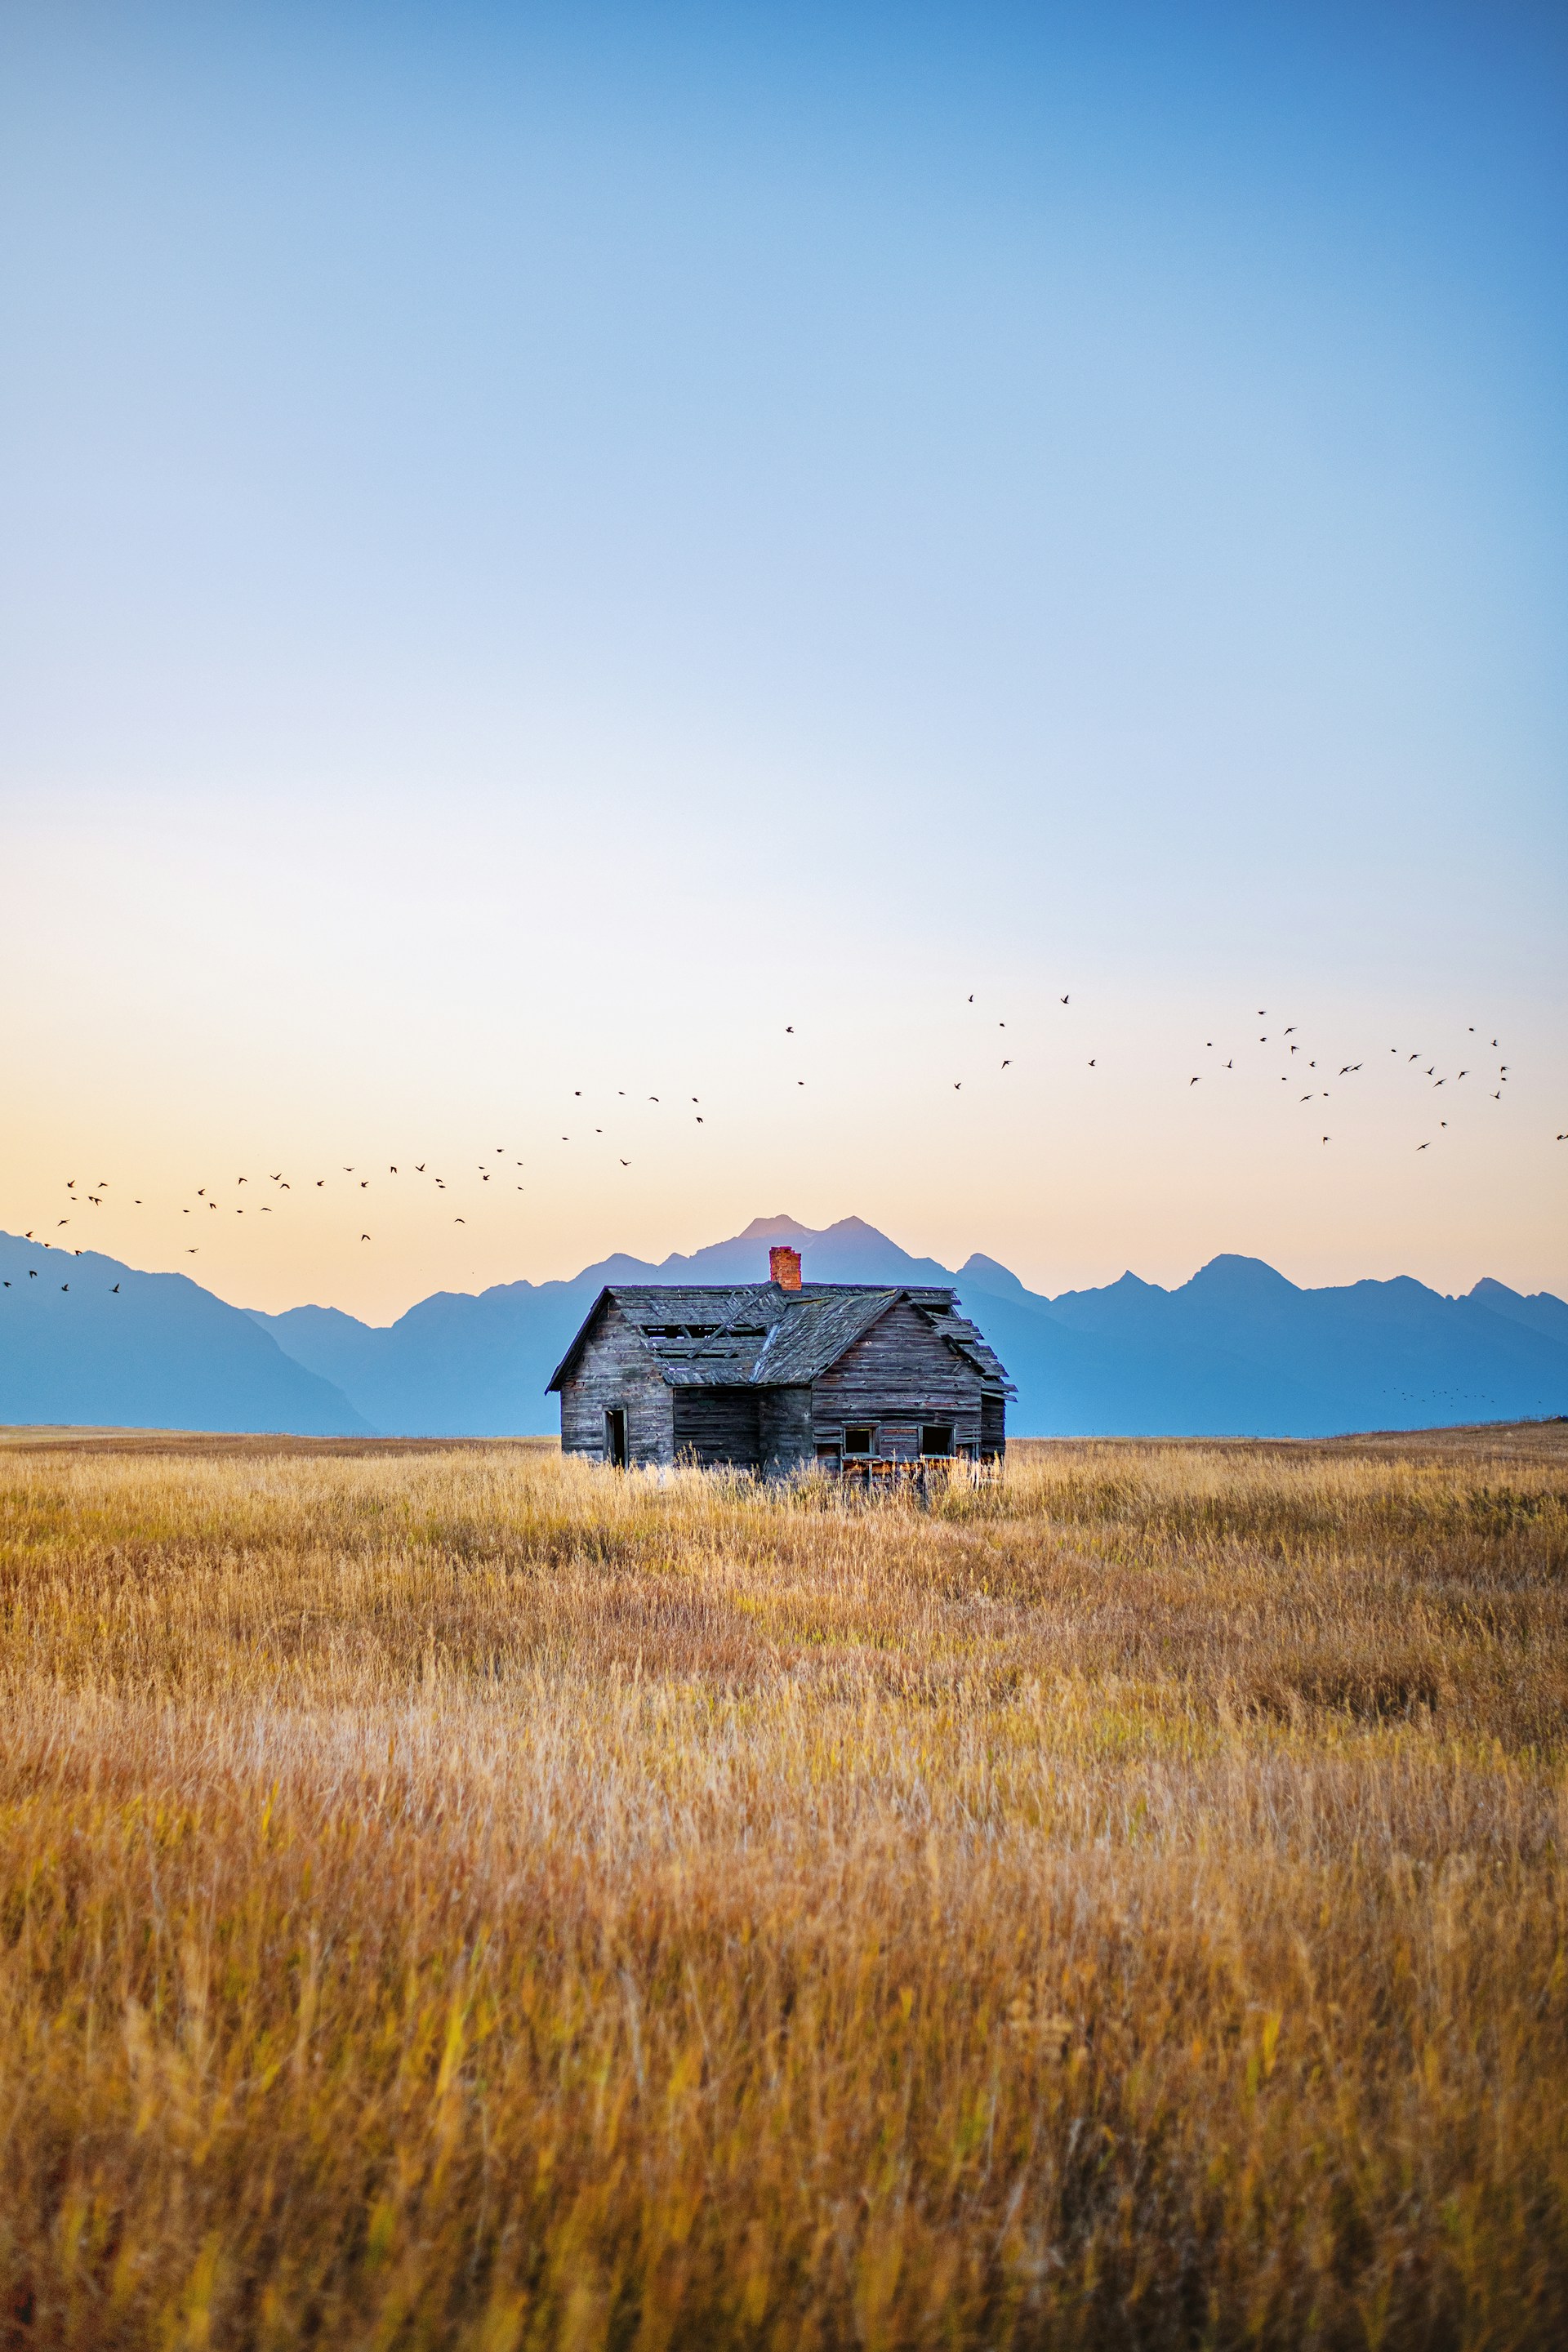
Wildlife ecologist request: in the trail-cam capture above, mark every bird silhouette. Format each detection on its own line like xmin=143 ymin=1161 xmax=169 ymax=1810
xmin=620 ymin=1160 xmax=630 ymax=1167
xmin=1059 ymin=995 xmax=1070 ymax=1004
xmin=1001 ymin=1058 xmax=1010 ymax=1068
xmin=112 ymin=1283 xmax=119 ymax=1293
xmin=1190 ymin=1076 xmax=1200 ymax=1085
xmin=1089 ymin=1058 xmax=1096 ymax=1067
xmin=361 ymin=1234 xmax=371 ymax=1241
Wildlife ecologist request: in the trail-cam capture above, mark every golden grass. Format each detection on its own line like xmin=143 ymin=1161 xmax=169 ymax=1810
xmin=0 ymin=1429 xmax=1565 ymax=2349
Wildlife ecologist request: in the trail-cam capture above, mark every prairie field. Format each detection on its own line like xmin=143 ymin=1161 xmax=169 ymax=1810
xmin=0 ymin=1428 xmax=1566 ymax=2351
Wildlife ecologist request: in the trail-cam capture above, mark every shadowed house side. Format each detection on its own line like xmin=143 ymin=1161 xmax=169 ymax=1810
xmin=546 ymin=1244 xmax=1012 ymax=1473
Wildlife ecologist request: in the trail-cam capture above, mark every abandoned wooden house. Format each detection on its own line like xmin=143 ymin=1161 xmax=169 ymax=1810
xmin=547 ymin=1243 xmax=1012 ymax=1474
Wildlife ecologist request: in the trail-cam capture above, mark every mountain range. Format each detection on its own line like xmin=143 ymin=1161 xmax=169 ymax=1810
xmin=3 ymin=1215 xmax=1566 ymax=1439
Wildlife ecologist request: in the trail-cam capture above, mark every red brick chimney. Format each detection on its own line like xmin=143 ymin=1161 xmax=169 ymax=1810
xmin=769 ymin=1244 xmax=802 ymax=1291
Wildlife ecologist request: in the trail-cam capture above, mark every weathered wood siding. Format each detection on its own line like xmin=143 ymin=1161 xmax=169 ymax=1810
xmin=810 ymin=1301 xmax=985 ymax=1452
xmin=760 ymin=1386 xmax=813 ymax=1477
xmin=559 ymin=1298 xmax=675 ymax=1466
xmin=673 ymin=1387 xmax=761 ymax=1470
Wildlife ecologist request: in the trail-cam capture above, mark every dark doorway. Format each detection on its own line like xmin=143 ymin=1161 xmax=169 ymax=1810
xmin=605 ymin=1407 xmax=628 ymax=1468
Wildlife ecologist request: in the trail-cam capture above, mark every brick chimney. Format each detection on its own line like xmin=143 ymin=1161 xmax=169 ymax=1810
xmin=769 ymin=1244 xmax=802 ymax=1291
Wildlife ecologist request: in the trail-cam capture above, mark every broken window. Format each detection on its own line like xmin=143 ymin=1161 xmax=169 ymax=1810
xmin=921 ymin=1425 xmax=954 ymax=1457
xmin=844 ymin=1426 xmax=874 ymax=1456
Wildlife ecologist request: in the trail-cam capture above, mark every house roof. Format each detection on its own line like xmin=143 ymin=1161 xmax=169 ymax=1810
xmin=545 ymin=1282 xmax=1013 ymax=1395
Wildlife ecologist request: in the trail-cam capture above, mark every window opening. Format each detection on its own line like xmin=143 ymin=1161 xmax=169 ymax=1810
xmin=920 ymin=1425 xmax=954 ymax=1458
xmin=844 ymin=1427 xmax=874 ymax=1456
xmin=605 ymin=1407 xmax=628 ymax=1468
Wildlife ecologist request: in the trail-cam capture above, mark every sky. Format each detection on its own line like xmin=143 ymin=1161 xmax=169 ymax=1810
xmin=2 ymin=0 xmax=1565 ymax=1321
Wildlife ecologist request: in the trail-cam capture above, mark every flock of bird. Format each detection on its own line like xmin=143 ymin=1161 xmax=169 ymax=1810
xmin=4 ymin=990 xmax=1557 ymax=1296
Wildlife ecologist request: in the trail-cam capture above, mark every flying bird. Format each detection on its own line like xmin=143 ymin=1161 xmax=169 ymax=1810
xmin=1190 ymin=1076 xmax=1200 ymax=1085
xmin=1059 ymin=995 xmax=1070 ymax=1004
xmin=112 ymin=1284 xmax=119 ymax=1293
xmin=1001 ymin=1058 xmax=1010 ymax=1068
xmin=361 ymin=1234 xmax=370 ymax=1241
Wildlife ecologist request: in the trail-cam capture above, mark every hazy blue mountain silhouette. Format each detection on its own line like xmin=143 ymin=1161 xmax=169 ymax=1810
xmin=5 ymin=1217 xmax=1565 ymax=1439
xmin=0 ymin=1232 xmax=370 ymax=1433
xmin=246 ymin=1214 xmax=1568 ymax=1440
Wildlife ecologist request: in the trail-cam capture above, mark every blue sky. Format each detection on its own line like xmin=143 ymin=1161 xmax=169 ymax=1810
xmin=2 ymin=1 xmax=1564 ymax=1315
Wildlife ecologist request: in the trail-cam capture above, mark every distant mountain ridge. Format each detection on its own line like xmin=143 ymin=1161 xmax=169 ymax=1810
xmin=4 ymin=1215 xmax=1566 ymax=1439
xmin=0 ymin=1232 xmax=370 ymax=1434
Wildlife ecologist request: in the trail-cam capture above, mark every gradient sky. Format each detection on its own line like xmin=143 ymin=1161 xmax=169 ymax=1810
xmin=2 ymin=0 xmax=1565 ymax=1321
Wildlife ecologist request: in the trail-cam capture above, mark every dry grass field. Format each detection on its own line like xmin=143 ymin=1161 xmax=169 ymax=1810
xmin=0 ymin=1428 xmax=1565 ymax=2350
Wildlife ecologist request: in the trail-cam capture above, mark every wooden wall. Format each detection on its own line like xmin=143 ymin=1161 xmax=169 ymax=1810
xmin=672 ymin=1387 xmax=762 ymax=1470
xmin=559 ymin=1299 xmax=675 ymax=1466
xmin=760 ymin=1386 xmax=814 ymax=1477
xmin=811 ymin=1301 xmax=986 ymax=1457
